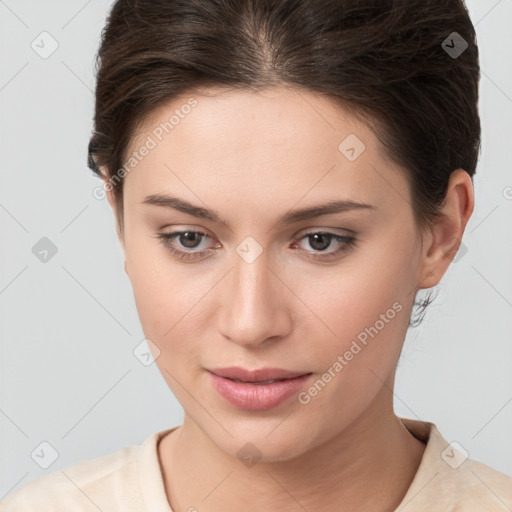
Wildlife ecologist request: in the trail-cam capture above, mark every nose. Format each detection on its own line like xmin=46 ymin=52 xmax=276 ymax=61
xmin=217 ymin=251 xmax=293 ymax=348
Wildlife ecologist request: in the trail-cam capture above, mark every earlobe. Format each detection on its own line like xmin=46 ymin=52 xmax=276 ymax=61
xmin=417 ymin=169 xmax=474 ymax=290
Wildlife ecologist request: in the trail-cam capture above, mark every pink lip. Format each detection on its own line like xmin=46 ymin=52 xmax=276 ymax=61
xmin=207 ymin=367 xmax=313 ymax=411
xmin=208 ymin=366 xmax=309 ymax=382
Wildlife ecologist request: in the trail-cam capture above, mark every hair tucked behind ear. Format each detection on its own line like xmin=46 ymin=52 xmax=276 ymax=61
xmin=87 ymin=0 xmax=480 ymax=327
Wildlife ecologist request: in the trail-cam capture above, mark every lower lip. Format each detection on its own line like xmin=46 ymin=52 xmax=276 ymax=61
xmin=208 ymin=372 xmax=312 ymax=411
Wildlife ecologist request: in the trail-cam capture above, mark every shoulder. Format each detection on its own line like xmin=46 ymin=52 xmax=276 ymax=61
xmin=446 ymin=457 xmax=512 ymax=509
xmin=398 ymin=417 xmax=512 ymax=511
xmin=0 ymin=443 xmax=142 ymax=511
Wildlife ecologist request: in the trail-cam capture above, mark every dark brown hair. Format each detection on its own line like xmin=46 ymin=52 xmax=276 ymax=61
xmin=87 ymin=0 xmax=480 ymax=326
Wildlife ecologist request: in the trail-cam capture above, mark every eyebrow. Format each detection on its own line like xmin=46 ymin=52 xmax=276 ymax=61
xmin=141 ymin=193 xmax=376 ymax=229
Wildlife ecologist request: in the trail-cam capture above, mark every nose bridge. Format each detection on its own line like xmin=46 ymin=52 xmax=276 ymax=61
xmin=218 ymin=246 xmax=291 ymax=346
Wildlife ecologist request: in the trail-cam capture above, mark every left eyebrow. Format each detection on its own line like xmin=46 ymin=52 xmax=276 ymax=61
xmin=141 ymin=194 xmax=376 ymax=230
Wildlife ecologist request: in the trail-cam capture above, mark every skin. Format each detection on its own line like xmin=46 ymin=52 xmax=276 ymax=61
xmin=102 ymin=86 xmax=474 ymax=511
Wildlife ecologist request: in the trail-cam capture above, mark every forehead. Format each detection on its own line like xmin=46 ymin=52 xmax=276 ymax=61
xmin=123 ymin=86 xmax=408 ymax=219
xmin=132 ymin=85 xmax=370 ymax=154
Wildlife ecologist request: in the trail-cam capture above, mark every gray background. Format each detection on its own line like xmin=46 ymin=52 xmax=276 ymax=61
xmin=1 ymin=0 xmax=511 ymax=499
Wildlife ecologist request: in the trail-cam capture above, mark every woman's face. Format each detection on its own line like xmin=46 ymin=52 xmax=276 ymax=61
xmin=116 ymin=86 xmax=428 ymax=461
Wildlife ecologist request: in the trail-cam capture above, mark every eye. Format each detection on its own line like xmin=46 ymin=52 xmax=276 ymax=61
xmin=293 ymin=231 xmax=357 ymax=262
xmin=154 ymin=230 xmax=219 ymax=261
xmin=154 ymin=229 xmax=357 ymax=262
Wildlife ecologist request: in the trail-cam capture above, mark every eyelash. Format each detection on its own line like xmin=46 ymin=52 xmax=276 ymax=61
xmin=154 ymin=230 xmax=357 ymax=262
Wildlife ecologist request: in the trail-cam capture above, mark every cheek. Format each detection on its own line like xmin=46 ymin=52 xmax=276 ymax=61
xmin=131 ymin=271 xmax=198 ymax=345
xmin=125 ymin=236 xmax=219 ymax=371
xmin=293 ymin=272 xmax=409 ymax=426
xmin=299 ymin=234 xmax=416 ymax=371
xmin=302 ymin=274 xmax=407 ymax=363
xmin=125 ymin=234 xmax=189 ymax=340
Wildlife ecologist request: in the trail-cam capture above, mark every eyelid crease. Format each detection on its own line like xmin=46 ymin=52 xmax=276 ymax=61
xmin=155 ymin=229 xmax=357 ymax=263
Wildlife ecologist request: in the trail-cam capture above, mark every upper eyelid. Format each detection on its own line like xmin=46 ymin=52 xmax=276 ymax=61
xmin=163 ymin=228 xmax=354 ymax=247
xmin=161 ymin=224 xmax=355 ymax=237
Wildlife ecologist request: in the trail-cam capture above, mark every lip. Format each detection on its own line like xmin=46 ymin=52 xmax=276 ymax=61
xmin=208 ymin=366 xmax=310 ymax=382
xmin=207 ymin=367 xmax=313 ymax=411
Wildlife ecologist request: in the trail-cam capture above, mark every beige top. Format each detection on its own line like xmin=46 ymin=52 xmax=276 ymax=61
xmin=1 ymin=418 xmax=511 ymax=511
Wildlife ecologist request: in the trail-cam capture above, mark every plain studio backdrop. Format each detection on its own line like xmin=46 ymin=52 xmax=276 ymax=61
xmin=0 ymin=0 xmax=511 ymax=498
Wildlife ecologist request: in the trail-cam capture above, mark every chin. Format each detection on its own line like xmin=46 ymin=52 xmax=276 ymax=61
xmin=209 ymin=420 xmax=319 ymax=465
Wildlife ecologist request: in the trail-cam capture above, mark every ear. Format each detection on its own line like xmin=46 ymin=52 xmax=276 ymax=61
xmin=417 ymin=169 xmax=474 ymax=289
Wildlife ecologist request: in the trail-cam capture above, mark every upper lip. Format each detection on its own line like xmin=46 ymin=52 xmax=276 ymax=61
xmin=208 ymin=367 xmax=311 ymax=382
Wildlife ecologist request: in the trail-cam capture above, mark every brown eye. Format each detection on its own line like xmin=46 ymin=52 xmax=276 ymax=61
xmin=306 ymin=233 xmax=332 ymax=251
xmin=155 ymin=230 xmax=217 ymax=261
xmin=294 ymin=231 xmax=357 ymax=261
xmin=153 ymin=229 xmax=357 ymax=263
xmin=177 ymin=231 xmax=204 ymax=249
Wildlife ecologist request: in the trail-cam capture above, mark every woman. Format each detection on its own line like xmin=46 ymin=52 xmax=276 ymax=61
xmin=2 ymin=0 xmax=511 ymax=510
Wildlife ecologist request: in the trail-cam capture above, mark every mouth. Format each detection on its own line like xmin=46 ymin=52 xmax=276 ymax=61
xmin=225 ymin=377 xmax=291 ymax=384
xmin=206 ymin=367 xmax=313 ymax=411
xmin=207 ymin=366 xmax=311 ymax=382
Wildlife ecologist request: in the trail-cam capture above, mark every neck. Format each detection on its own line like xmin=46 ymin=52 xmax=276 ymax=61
xmin=158 ymin=382 xmax=426 ymax=512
